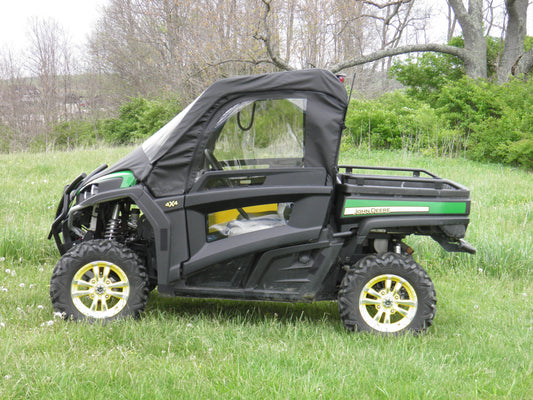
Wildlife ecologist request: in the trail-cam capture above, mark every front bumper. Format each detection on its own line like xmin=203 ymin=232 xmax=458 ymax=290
xmin=48 ymin=173 xmax=87 ymax=254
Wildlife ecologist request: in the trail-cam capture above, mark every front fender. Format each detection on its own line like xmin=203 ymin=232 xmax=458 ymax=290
xmin=74 ymin=186 xmax=171 ymax=255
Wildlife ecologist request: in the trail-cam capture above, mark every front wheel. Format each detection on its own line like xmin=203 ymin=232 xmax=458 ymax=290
xmin=338 ymin=252 xmax=436 ymax=335
xmin=50 ymin=240 xmax=149 ymax=321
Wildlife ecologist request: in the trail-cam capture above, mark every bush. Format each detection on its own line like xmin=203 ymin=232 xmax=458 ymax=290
xmin=0 ymin=124 xmax=13 ymax=152
xmin=434 ymin=77 xmax=505 ymax=131
xmin=344 ymin=77 xmax=532 ymax=169
xmin=390 ymin=36 xmax=506 ymax=104
xmin=100 ymin=97 xmax=181 ymax=144
xmin=50 ymin=120 xmax=101 ymax=149
xmin=344 ymin=91 xmax=465 ymax=155
xmin=436 ymin=77 xmax=533 ymax=169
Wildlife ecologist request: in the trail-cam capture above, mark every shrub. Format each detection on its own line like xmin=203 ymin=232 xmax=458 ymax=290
xmin=391 ymin=36 xmax=506 ymax=104
xmin=50 ymin=120 xmax=101 ymax=149
xmin=0 ymin=124 xmax=13 ymax=152
xmin=344 ymin=91 xmax=464 ymax=155
xmin=100 ymin=97 xmax=180 ymax=144
xmin=436 ymin=77 xmax=533 ymax=169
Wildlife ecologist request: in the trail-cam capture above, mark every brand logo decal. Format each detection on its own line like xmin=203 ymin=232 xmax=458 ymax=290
xmin=164 ymin=200 xmax=179 ymax=208
xmin=344 ymin=206 xmax=429 ymax=216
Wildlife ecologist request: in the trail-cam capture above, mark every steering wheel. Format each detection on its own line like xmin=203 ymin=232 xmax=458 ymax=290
xmin=203 ymin=149 xmax=249 ymax=220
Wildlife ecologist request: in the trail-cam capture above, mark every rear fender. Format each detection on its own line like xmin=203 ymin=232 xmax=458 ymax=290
xmin=341 ymin=215 xmax=476 ymax=254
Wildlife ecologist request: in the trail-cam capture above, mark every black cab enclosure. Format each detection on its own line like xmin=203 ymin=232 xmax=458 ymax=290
xmin=49 ymin=69 xmax=475 ymax=334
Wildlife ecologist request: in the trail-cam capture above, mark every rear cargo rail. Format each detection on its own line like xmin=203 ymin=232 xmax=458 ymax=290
xmin=337 ymin=165 xmax=470 ymax=199
xmin=336 ymin=164 xmax=471 ymax=220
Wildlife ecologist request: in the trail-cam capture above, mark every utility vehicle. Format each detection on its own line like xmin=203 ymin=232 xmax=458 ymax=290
xmin=49 ymin=69 xmax=475 ymax=334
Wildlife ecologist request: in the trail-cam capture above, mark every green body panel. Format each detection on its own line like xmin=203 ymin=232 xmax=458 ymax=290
xmin=342 ymin=199 xmax=467 ymax=218
xmin=92 ymin=171 xmax=137 ymax=188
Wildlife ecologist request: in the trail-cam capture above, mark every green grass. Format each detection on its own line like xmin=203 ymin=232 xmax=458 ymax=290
xmin=0 ymin=146 xmax=532 ymax=399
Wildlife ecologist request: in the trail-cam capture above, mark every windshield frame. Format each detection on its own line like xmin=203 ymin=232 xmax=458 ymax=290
xmin=141 ymin=95 xmax=201 ymax=162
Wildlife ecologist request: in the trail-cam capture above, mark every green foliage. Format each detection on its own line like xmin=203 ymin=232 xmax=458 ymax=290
xmin=436 ymin=77 xmax=533 ymax=169
xmin=101 ymin=96 xmax=181 ymax=144
xmin=434 ymin=77 xmax=504 ymax=130
xmin=22 ymin=96 xmax=183 ymax=152
xmin=390 ymin=36 xmax=505 ymax=103
xmin=50 ymin=120 xmax=101 ymax=149
xmin=390 ymin=37 xmax=464 ymax=102
xmin=215 ymin=99 xmax=304 ymax=160
xmin=0 ymin=124 xmax=13 ymax=153
xmin=347 ymin=73 xmax=532 ymax=169
xmin=390 ymin=54 xmax=463 ymax=102
xmin=344 ymin=91 xmax=465 ymax=156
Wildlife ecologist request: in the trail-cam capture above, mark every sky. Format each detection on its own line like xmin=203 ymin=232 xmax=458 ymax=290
xmin=0 ymin=0 xmax=532 ymax=55
xmin=0 ymin=0 xmax=108 ymax=53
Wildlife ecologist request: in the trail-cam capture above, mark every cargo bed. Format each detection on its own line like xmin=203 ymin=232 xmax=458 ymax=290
xmin=335 ymin=165 xmax=475 ymax=254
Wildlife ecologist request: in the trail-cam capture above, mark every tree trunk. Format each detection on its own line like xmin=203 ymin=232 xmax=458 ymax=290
xmin=447 ymin=0 xmax=487 ymax=79
xmin=498 ymin=0 xmax=528 ymax=82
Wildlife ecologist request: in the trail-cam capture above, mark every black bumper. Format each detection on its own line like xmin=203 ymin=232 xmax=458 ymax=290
xmin=48 ymin=173 xmax=86 ymax=254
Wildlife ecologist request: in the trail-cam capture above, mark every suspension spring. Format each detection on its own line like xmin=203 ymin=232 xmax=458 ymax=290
xmin=104 ymin=204 xmax=121 ymax=240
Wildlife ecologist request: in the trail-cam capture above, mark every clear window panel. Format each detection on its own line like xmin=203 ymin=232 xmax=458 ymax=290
xmin=213 ymin=98 xmax=306 ymax=168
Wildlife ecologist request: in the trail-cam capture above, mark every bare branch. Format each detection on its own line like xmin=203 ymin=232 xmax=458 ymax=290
xmin=255 ymin=0 xmax=294 ymax=71
xmin=363 ymin=0 xmax=412 ymax=10
xmin=206 ymin=58 xmax=276 ymax=68
xmin=329 ymin=43 xmax=467 ymax=73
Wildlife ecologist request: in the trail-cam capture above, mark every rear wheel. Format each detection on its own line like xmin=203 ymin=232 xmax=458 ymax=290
xmin=338 ymin=252 xmax=436 ymax=334
xmin=50 ymin=240 xmax=149 ymax=321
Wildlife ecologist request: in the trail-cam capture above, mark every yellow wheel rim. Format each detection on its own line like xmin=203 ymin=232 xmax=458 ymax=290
xmin=71 ymin=261 xmax=130 ymax=319
xmin=359 ymin=274 xmax=418 ymax=333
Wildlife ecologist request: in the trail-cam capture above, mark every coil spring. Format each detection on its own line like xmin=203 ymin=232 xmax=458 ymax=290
xmin=104 ymin=218 xmax=120 ymax=240
xmin=104 ymin=204 xmax=121 ymax=240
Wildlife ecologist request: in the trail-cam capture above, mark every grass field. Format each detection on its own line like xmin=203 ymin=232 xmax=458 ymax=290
xmin=0 ymin=146 xmax=531 ymax=399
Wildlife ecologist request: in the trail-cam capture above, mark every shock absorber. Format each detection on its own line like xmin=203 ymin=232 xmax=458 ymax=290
xmin=104 ymin=203 xmax=121 ymax=240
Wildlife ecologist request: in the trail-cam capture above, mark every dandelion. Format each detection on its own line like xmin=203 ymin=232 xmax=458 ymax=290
xmin=41 ymin=320 xmax=54 ymax=327
xmin=29 ymin=284 xmax=36 ymax=289
xmin=0 ymin=257 xmax=5 ymax=262
xmin=4 ymin=375 xmax=11 ymax=380
xmin=5 ymin=269 xmax=11 ymax=274
xmin=53 ymin=312 xmax=65 ymax=320
xmin=37 ymin=305 xmax=44 ymax=310
xmin=19 ymin=283 xmax=25 ymax=288
xmin=0 ymin=322 xmax=5 ymax=328
xmin=1 ymin=287 xmax=7 ymax=292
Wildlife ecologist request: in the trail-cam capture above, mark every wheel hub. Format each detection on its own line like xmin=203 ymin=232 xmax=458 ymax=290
xmin=382 ymin=297 xmax=393 ymax=308
xmin=95 ymin=284 xmax=106 ymax=295
xmin=71 ymin=261 xmax=130 ymax=319
xmin=359 ymin=274 xmax=418 ymax=333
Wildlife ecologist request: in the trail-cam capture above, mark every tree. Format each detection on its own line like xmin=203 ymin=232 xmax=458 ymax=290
xmin=498 ymin=0 xmax=533 ymax=80
xmin=26 ymin=17 xmax=75 ymax=147
xmin=256 ymin=0 xmax=531 ymax=82
xmin=89 ymin=0 xmax=269 ymax=101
